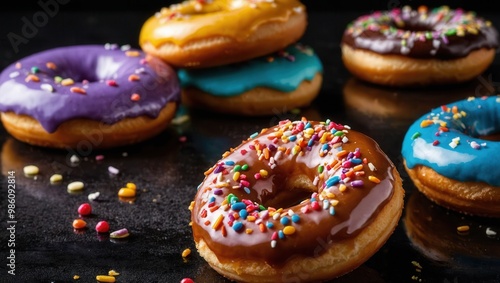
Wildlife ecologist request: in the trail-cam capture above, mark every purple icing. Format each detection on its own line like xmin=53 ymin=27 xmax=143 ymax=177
xmin=0 ymin=44 xmax=180 ymax=133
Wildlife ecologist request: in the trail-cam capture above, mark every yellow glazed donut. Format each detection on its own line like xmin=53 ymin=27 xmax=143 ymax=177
xmin=139 ymin=0 xmax=307 ymax=68
xmin=341 ymin=6 xmax=499 ymax=86
xmin=190 ymin=118 xmax=405 ymax=282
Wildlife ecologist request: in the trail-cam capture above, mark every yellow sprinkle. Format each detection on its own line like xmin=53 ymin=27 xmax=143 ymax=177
xmin=182 ymin=248 xmax=191 ymax=258
xmin=61 ymin=78 xmax=74 ymax=86
xmin=212 ymin=214 xmax=224 ymax=230
xmin=73 ymin=274 xmax=80 ymax=280
xmin=126 ymin=182 xmax=137 ymax=190
xmin=457 ymin=225 xmax=470 ymax=232
xmin=246 ymin=215 xmax=256 ymax=222
xmin=96 ymin=275 xmax=115 ymax=283
xmin=368 ymin=176 xmax=381 ymax=184
xmin=50 ymin=174 xmax=63 ymax=183
xmin=339 ymin=184 xmax=347 ymax=192
xmin=283 ymin=226 xmax=296 ymax=235
xmin=326 ymin=192 xmax=335 ymax=198
xmin=330 ymin=199 xmax=339 ymax=206
xmin=108 ymin=270 xmax=119 ymax=276
xmin=23 ymin=165 xmax=39 ymax=175
xmin=353 ymin=164 xmax=364 ymax=171
xmin=233 ymin=171 xmax=240 ymax=181
xmin=125 ymin=50 xmax=140 ymax=57
xmin=188 ymin=201 xmax=195 ymax=211
xmin=259 ymin=169 xmax=268 ymax=178
xmin=245 ymin=228 xmax=253 ymax=234
xmin=67 ymin=181 xmax=84 ymax=192
xmin=118 ymin=188 xmax=136 ymax=198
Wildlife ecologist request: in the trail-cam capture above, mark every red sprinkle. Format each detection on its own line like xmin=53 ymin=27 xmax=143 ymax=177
xmin=106 ymin=80 xmax=118 ymax=87
xmin=95 ymin=220 xmax=110 ymax=233
xmin=77 ymin=203 xmax=92 ymax=216
xmin=432 ymin=140 xmax=440 ymax=146
xmin=130 ymin=93 xmax=141 ymax=101
xmin=181 ymin=279 xmax=194 ymax=283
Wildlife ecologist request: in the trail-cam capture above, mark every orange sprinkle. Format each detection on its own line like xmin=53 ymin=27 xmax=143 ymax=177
xmin=259 ymin=223 xmax=266 ymax=232
xmin=263 ymin=148 xmax=270 ymax=160
xmin=420 ymin=120 xmax=434 ymax=128
xmin=285 ymin=147 xmax=291 ymax=155
xmin=209 ymin=205 xmax=219 ymax=213
xmin=70 ymin=87 xmax=86 ymax=94
xmin=125 ymin=50 xmax=140 ymax=57
xmin=204 ymin=220 xmax=210 ymax=226
xmin=200 ymin=209 xmax=207 ymax=218
xmin=204 ymin=166 xmax=214 ymax=176
xmin=247 ymin=215 xmax=256 ymax=222
xmin=222 ymin=151 xmax=231 ymax=158
xmin=336 ymin=150 xmax=348 ymax=158
xmin=72 ymin=219 xmax=87 ymax=229
xmin=452 ymin=105 xmax=459 ymax=114
xmin=221 ymin=225 xmax=227 ymax=237
xmin=46 ymin=62 xmax=57 ymax=70
xmin=212 ymin=214 xmax=224 ymax=230
xmin=130 ymin=93 xmax=141 ymax=101
xmin=25 ymin=74 xmax=40 ymax=82
xmin=457 ymin=225 xmax=470 ymax=232
xmin=15 ymin=62 xmax=21 ymax=69
xmin=128 ymin=74 xmax=140 ymax=81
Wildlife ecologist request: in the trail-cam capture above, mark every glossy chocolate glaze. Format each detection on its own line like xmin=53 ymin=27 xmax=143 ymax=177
xmin=342 ymin=6 xmax=499 ymax=59
xmin=0 ymin=44 xmax=180 ymax=133
xmin=191 ymin=120 xmax=397 ymax=267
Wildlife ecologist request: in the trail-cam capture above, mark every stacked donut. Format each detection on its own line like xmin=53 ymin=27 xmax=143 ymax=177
xmin=139 ymin=0 xmax=323 ymax=115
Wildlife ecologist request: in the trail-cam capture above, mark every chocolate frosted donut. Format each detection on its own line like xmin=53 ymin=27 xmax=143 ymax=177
xmin=190 ymin=118 xmax=405 ymax=282
xmin=0 ymin=44 xmax=180 ymax=149
xmin=341 ymin=5 xmax=499 ymax=86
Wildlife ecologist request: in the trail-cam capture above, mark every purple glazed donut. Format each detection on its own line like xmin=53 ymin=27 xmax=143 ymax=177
xmin=0 ymin=43 xmax=180 ymax=149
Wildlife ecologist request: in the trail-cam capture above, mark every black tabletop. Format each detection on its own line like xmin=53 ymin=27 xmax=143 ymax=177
xmin=1 ymin=2 xmax=500 ymax=283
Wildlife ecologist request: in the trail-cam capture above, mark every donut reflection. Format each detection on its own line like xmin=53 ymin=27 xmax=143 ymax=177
xmin=342 ymin=77 xmax=482 ymax=123
xmin=404 ymin=190 xmax=500 ymax=273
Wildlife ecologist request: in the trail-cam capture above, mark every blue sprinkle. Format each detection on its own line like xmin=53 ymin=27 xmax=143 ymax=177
xmin=250 ymin=132 xmax=259 ymax=139
xmin=278 ymin=230 xmax=285 ymax=239
xmin=305 ymin=122 xmax=312 ymax=129
xmin=289 ymin=135 xmax=297 ymax=142
xmin=307 ymin=139 xmax=314 ymax=147
xmin=209 ymin=196 xmax=216 ymax=203
xmin=322 ymin=144 xmax=329 ymax=151
xmin=244 ymin=187 xmax=251 ymax=194
xmin=329 ymin=206 xmax=335 ymax=215
xmin=350 ymin=158 xmax=362 ymax=165
xmin=231 ymin=202 xmax=246 ymax=211
xmin=233 ymin=221 xmax=244 ymax=231
xmin=266 ymin=221 xmax=274 ymax=229
xmin=239 ymin=209 xmax=248 ymax=220
xmin=291 ymin=214 xmax=300 ymax=223
xmin=225 ymin=160 xmax=235 ymax=166
xmin=280 ymin=217 xmax=290 ymax=225
xmin=326 ymin=175 xmax=340 ymax=187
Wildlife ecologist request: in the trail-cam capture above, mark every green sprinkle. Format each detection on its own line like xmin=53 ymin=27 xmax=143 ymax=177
xmin=259 ymin=205 xmax=266 ymax=211
xmin=425 ymin=31 xmax=433 ymax=39
xmin=250 ymin=132 xmax=259 ymax=139
xmin=54 ymin=76 xmax=63 ymax=83
xmin=241 ymin=164 xmax=249 ymax=171
xmin=334 ymin=131 xmax=344 ymax=137
xmin=411 ymin=132 xmax=421 ymax=140
xmin=445 ymin=28 xmax=456 ymax=36
xmin=234 ymin=165 xmax=241 ymax=172
xmin=31 ymin=66 xmax=39 ymax=74
xmin=401 ymin=39 xmax=407 ymax=47
xmin=318 ymin=165 xmax=324 ymax=173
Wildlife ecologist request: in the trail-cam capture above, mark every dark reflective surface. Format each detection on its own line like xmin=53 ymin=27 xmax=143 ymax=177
xmin=1 ymin=7 xmax=500 ymax=283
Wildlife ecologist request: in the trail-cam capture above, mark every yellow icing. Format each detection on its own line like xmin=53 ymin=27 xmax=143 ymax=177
xmin=139 ymin=0 xmax=305 ymax=47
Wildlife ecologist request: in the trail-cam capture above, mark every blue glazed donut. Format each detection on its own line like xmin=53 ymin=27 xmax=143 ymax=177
xmin=401 ymin=95 xmax=500 ymax=217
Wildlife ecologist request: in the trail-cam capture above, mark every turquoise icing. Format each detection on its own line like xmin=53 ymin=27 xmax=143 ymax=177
xmin=401 ymin=96 xmax=500 ymax=186
xmin=177 ymin=44 xmax=323 ymax=96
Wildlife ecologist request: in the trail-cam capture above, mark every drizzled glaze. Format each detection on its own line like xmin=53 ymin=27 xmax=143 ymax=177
xmin=0 ymin=44 xmax=180 ymax=133
xmin=402 ymin=96 xmax=500 ymax=186
xmin=190 ymin=119 xmax=398 ymax=267
xmin=178 ymin=44 xmax=323 ymax=96
xmin=139 ymin=0 xmax=305 ymax=48
xmin=342 ymin=5 xmax=499 ymax=59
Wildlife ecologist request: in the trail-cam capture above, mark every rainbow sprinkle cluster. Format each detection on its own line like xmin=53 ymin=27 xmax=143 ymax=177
xmin=9 ymin=43 xmax=144 ymax=101
xmin=345 ymin=5 xmax=494 ymax=55
xmin=191 ymin=118 xmax=382 ymax=248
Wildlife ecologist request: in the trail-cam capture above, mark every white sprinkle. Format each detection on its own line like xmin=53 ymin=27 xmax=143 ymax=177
xmin=271 ymin=240 xmax=277 ymax=248
xmin=470 ymin=141 xmax=481 ymax=149
xmin=486 ymin=227 xmax=497 ymax=236
xmin=449 ymin=141 xmax=458 ymax=149
xmin=171 ymin=114 xmax=190 ymax=125
xmin=287 ymin=209 xmax=295 ymax=216
xmin=272 ymin=213 xmax=280 ymax=220
xmin=40 ymin=83 xmax=54 ymax=92
xmin=432 ymin=39 xmax=441 ymax=49
xmin=368 ymin=162 xmax=377 ymax=171
xmin=88 ymin=191 xmax=100 ymax=201
xmin=322 ymin=199 xmax=330 ymax=210
xmin=49 ymin=174 xmax=63 ymax=183
xmin=70 ymin=154 xmax=80 ymax=163
xmin=401 ymin=46 xmax=410 ymax=55
xmin=108 ymin=166 xmax=120 ymax=175
xmin=120 ymin=44 xmax=131 ymax=51
xmin=9 ymin=71 xmax=20 ymax=78
xmin=342 ymin=137 xmax=349 ymax=143
xmin=312 ymin=176 xmax=319 ymax=186
xmin=122 ymin=152 xmax=128 ymax=157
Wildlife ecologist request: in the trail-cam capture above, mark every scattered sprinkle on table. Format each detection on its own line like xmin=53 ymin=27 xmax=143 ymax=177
xmin=108 ymin=166 xmax=120 ymax=175
xmin=96 ymin=275 xmax=116 ymax=283
xmin=108 ymin=270 xmax=120 ymax=276
xmin=182 ymin=248 xmax=191 ymax=258
xmin=73 ymin=274 xmax=80 ymax=280
xmin=23 ymin=165 xmax=39 ymax=175
xmin=110 ymin=228 xmax=129 ymax=239
xmin=72 ymin=219 xmax=87 ymax=229
xmin=77 ymin=203 xmax=92 ymax=216
xmin=67 ymin=181 xmax=85 ymax=192
xmin=88 ymin=192 xmax=100 ymax=201
xmin=49 ymin=173 xmax=63 ymax=183
xmin=96 ymin=220 xmax=110 ymax=233
xmin=457 ymin=225 xmax=470 ymax=233
xmin=118 ymin=187 xmax=136 ymax=198
xmin=181 ymin=278 xmax=194 ymax=283
xmin=70 ymin=154 xmax=80 ymax=163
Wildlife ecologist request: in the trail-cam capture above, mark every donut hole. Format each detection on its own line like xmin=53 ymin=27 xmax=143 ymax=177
xmin=259 ymin=174 xmax=317 ymax=209
xmin=47 ymin=55 xmax=126 ymax=83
